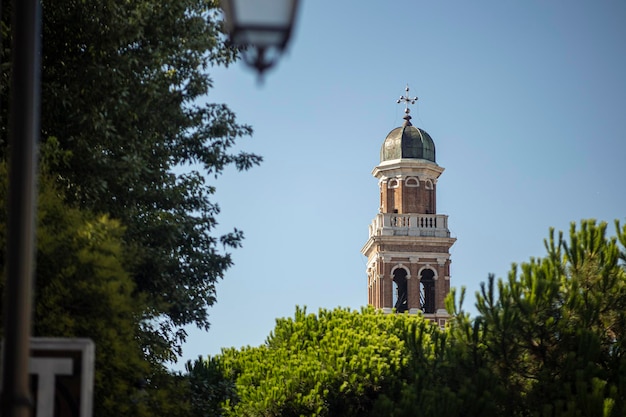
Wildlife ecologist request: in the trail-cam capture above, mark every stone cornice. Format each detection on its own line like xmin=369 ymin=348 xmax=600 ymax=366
xmin=361 ymin=235 xmax=456 ymax=257
xmin=372 ymin=159 xmax=444 ymax=181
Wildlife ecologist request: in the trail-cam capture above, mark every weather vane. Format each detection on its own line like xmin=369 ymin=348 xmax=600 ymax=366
xmin=397 ymin=84 xmax=418 ymax=115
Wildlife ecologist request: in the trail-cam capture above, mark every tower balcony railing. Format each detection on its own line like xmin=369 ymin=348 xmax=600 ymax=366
xmin=368 ymin=213 xmax=451 ymax=238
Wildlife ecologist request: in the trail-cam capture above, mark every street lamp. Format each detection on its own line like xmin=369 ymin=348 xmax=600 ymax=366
xmin=220 ymin=0 xmax=299 ymax=77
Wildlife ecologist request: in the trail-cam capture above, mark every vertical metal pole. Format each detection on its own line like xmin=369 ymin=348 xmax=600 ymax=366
xmin=0 ymin=0 xmax=42 ymax=415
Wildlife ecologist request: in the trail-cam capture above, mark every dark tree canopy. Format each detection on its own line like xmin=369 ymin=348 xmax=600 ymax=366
xmin=1 ymin=0 xmax=261 ymax=362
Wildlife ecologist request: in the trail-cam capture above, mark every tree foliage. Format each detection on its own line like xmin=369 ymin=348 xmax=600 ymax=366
xmin=452 ymin=219 xmax=626 ymax=417
xmin=0 ymin=0 xmax=260 ymax=362
xmin=0 ymin=162 xmax=152 ymax=416
xmin=189 ymin=220 xmax=626 ymax=417
xmin=1 ymin=0 xmax=260 ymax=414
xmin=189 ymin=307 xmax=448 ymax=417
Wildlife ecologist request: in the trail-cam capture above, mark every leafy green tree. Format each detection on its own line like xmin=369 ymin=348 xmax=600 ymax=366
xmin=0 ymin=0 xmax=260 ymax=362
xmin=185 ymin=355 xmax=237 ymax=417
xmin=451 ymin=220 xmax=626 ymax=417
xmin=0 ymin=162 xmax=151 ymax=416
xmin=190 ymin=220 xmax=625 ymax=417
xmin=1 ymin=0 xmax=258 ymax=411
xmin=189 ymin=307 xmax=451 ymax=417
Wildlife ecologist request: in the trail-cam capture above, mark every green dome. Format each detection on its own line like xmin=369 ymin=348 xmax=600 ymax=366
xmin=380 ymin=117 xmax=436 ymax=163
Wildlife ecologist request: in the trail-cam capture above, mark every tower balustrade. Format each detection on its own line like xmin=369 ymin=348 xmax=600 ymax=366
xmin=368 ymin=213 xmax=450 ymax=238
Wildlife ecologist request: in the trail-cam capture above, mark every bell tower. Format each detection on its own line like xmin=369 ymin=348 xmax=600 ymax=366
xmin=361 ymin=86 xmax=456 ymax=325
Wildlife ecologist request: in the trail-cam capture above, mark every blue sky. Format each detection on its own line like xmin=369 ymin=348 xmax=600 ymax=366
xmin=172 ymin=0 xmax=626 ymax=369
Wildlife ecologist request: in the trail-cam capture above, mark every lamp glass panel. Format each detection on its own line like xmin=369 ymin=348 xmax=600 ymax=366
xmin=234 ymin=30 xmax=285 ymax=47
xmin=232 ymin=0 xmax=294 ymax=26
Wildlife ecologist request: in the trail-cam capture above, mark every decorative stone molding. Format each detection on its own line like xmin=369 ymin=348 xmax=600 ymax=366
xmin=391 ymin=264 xmax=411 ymax=279
xmin=405 ymin=176 xmax=419 ymax=187
xmin=417 ymin=265 xmax=438 ymax=280
xmin=388 ymin=179 xmax=400 ymax=189
xmin=372 ymin=159 xmax=445 ymax=181
xmin=380 ymin=254 xmax=392 ymax=262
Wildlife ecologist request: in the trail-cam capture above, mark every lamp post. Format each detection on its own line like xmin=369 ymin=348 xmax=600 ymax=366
xmin=0 ymin=0 xmax=42 ymax=416
xmin=220 ymin=0 xmax=300 ymax=77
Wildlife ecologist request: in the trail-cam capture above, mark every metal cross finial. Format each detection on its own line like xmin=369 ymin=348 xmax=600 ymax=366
xmin=397 ymin=84 xmax=418 ymax=115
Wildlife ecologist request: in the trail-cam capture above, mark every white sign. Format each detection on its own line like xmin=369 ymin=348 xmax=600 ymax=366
xmin=29 ymin=338 xmax=94 ymax=417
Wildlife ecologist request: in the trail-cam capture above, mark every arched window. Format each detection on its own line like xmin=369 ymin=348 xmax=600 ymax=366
xmin=392 ymin=267 xmax=408 ymax=313
xmin=424 ymin=179 xmax=434 ymax=190
xmin=420 ymin=268 xmax=435 ymax=313
xmin=405 ymin=176 xmax=419 ymax=187
xmin=388 ymin=179 xmax=399 ymax=189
